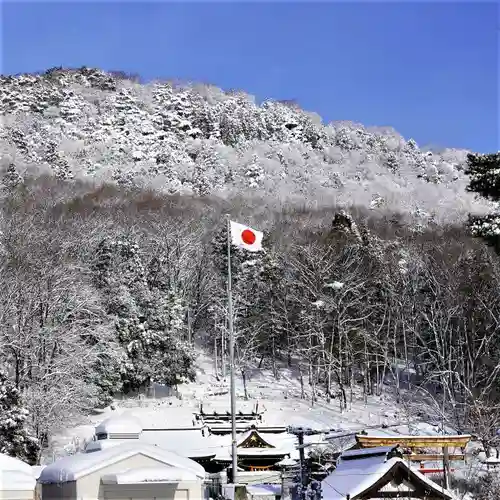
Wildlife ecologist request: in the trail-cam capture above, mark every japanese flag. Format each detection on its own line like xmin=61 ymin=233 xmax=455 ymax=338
xmin=230 ymin=221 xmax=264 ymax=252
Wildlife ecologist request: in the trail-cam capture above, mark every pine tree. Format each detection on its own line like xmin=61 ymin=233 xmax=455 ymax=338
xmin=92 ymin=235 xmax=196 ymax=392
xmin=2 ymin=163 xmax=23 ymax=190
xmin=466 ymin=152 xmax=500 ymax=200
xmin=254 ymin=251 xmax=293 ymax=375
xmin=465 ymin=152 xmax=500 ymax=250
xmin=0 ymin=369 xmax=39 ymax=464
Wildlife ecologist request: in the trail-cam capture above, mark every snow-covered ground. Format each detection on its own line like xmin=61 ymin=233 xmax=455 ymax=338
xmin=50 ymin=351 xmax=452 ymax=457
xmin=46 ymin=350 xmax=496 ymax=498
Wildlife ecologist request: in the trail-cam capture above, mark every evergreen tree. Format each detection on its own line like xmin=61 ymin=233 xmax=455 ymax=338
xmin=465 ymin=152 xmax=500 ymax=250
xmin=254 ymin=251 xmax=294 ymax=373
xmin=2 ymin=163 xmax=23 ymax=190
xmin=92 ymin=235 xmax=196 ymax=392
xmin=0 ymin=369 xmax=39 ymax=464
xmin=85 ymin=343 xmax=125 ymax=407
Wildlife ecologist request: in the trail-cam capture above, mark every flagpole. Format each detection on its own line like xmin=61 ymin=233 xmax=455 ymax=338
xmin=227 ymin=216 xmax=238 ymax=484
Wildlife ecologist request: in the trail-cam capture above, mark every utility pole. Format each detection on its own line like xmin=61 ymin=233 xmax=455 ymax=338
xmin=280 ymin=466 xmax=286 ymax=500
xmin=442 ymin=446 xmax=450 ymax=490
xmin=298 ymin=431 xmax=307 ymax=494
xmin=227 ymin=216 xmax=238 ymax=484
xmin=441 ymin=385 xmax=449 ymax=491
xmin=288 ymin=426 xmax=312 ymax=500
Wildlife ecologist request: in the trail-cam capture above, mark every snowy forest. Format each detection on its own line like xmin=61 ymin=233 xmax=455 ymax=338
xmin=1 ymin=68 xmax=500 ymax=497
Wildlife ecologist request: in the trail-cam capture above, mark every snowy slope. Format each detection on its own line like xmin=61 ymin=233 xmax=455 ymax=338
xmin=48 ymin=350 xmax=490 ymax=498
xmin=0 ymin=68 xmax=492 ymax=225
xmin=51 ymin=350 xmax=446 ymax=458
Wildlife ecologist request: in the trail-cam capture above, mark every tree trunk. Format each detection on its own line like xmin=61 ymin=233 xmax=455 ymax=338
xmin=298 ymin=364 xmax=305 ymax=399
xmin=272 ymin=338 xmax=279 ymax=379
xmin=241 ymin=369 xmax=248 ymax=400
xmin=214 ymin=335 xmax=219 ymax=377
xmin=336 ymin=369 xmax=346 ymax=412
xmin=258 ymin=354 xmax=265 ymax=369
xmin=309 ymin=359 xmax=316 ymax=406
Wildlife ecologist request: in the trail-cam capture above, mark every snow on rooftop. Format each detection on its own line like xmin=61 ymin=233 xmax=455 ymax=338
xmin=113 ymin=405 xmax=197 ymax=429
xmin=139 ymin=429 xmax=219 ymax=458
xmin=95 ymin=413 xmax=143 ymax=435
xmin=39 ymin=441 xmax=205 ymax=483
xmin=0 ymin=454 xmax=36 ymax=490
xmin=0 ymin=470 xmax=36 ymax=491
xmin=31 ymin=465 xmax=46 ymax=480
xmin=277 ymin=457 xmax=297 ymax=467
xmin=360 ymin=432 xmax=471 ymax=443
xmin=101 ymin=465 xmax=200 ymax=484
xmin=219 ymin=430 xmax=297 ymax=452
xmin=321 ymin=457 xmax=453 ymax=500
xmin=341 ymin=446 xmax=394 ymax=459
xmin=197 ymin=401 xmax=259 ymax=414
xmin=85 ymin=439 xmax=125 ymax=453
xmin=247 ymin=484 xmax=282 ymax=496
xmin=0 ymin=453 xmax=33 ymax=475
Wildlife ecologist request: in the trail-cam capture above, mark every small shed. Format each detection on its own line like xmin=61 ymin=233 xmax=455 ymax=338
xmin=0 ymin=453 xmax=36 ymax=500
xmin=38 ymin=441 xmax=206 ymax=500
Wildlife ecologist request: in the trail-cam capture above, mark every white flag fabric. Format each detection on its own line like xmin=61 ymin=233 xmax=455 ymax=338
xmin=230 ymin=221 xmax=264 ymax=252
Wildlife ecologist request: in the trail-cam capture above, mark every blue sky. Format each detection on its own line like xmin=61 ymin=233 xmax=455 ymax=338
xmin=2 ymin=1 xmax=498 ymax=153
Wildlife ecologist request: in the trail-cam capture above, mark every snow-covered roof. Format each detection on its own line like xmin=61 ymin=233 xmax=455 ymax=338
xmin=216 ymin=430 xmax=295 ymax=450
xmin=101 ymin=465 xmax=200 ymax=484
xmin=95 ymin=414 xmax=143 ymax=436
xmin=139 ymin=429 xmax=218 ymax=458
xmin=198 ymin=402 xmax=259 ymax=414
xmin=321 ymin=456 xmax=453 ymax=500
xmin=356 ymin=429 xmax=400 ymax=438
xmin=85 ymin=439 xmax=124 ymax=453
xmin=341 ymin=446 xmax=395 ymax=459
xmin=38 ymin=442 xmax=205 ymax=483
xmin=0 ymin=470 xmax=36 ymax=491
xmin=0 ymin=452 xmax=33 ymax=475
xmin=277 ymin=457 xmax=297 ymax=467
xmin=215 ymin=447 xmax=290 ymax=462
xmin=236 ymin=429 xmax=278 ymax=447
xmin=247 ymin=484 xmax=282 ymax=497
xmin=31 ymin=465 xmax=46 ymax=480
xmin=212 ymin=430 xmax=296 ymax=461
xmin=0 ymin=453 xmax=36 ymax=491
xmin=362 ymin=433 xmax=469 ymax=440
xmin=87 ymin=427 xmax=293 ymax=461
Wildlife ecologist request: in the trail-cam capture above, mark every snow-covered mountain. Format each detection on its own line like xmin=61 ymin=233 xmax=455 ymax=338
xmin=0 ymin=67 xmax=490 ymax=224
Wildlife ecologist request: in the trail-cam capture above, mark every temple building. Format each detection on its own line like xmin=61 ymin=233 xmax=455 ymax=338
xmin=215 ymin=429 xmax=294 ymax=472
xmin=321 ymin=446 xmax=454 ymax=500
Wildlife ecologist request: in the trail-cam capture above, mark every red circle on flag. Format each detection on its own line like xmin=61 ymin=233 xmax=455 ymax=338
xmin=241 ymin=229 xmax=256 ymax=245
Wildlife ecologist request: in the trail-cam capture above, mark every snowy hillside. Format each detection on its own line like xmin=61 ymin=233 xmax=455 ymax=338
xmin=52 ymin=351 xmax=431 ymax=455
xmin=2 ymin=67 xmax=499 ymax=499
xmin=52 ymin=350 xmax=487 ymax=500
xmin=0 ymin=67 xmax=491 ymax=224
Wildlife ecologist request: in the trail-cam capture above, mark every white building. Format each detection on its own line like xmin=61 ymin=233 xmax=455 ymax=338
xmin=321 ymin=448 xmax=454 ymax=500
xmin=38 ymin=441 xmax=206 ymax=500
xmin=0 ymin=453 xmax=36 ymax=500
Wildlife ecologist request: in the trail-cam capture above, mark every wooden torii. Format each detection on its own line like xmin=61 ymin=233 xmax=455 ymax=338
xmin=355 ymin=434 xmax=472 ymax=488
